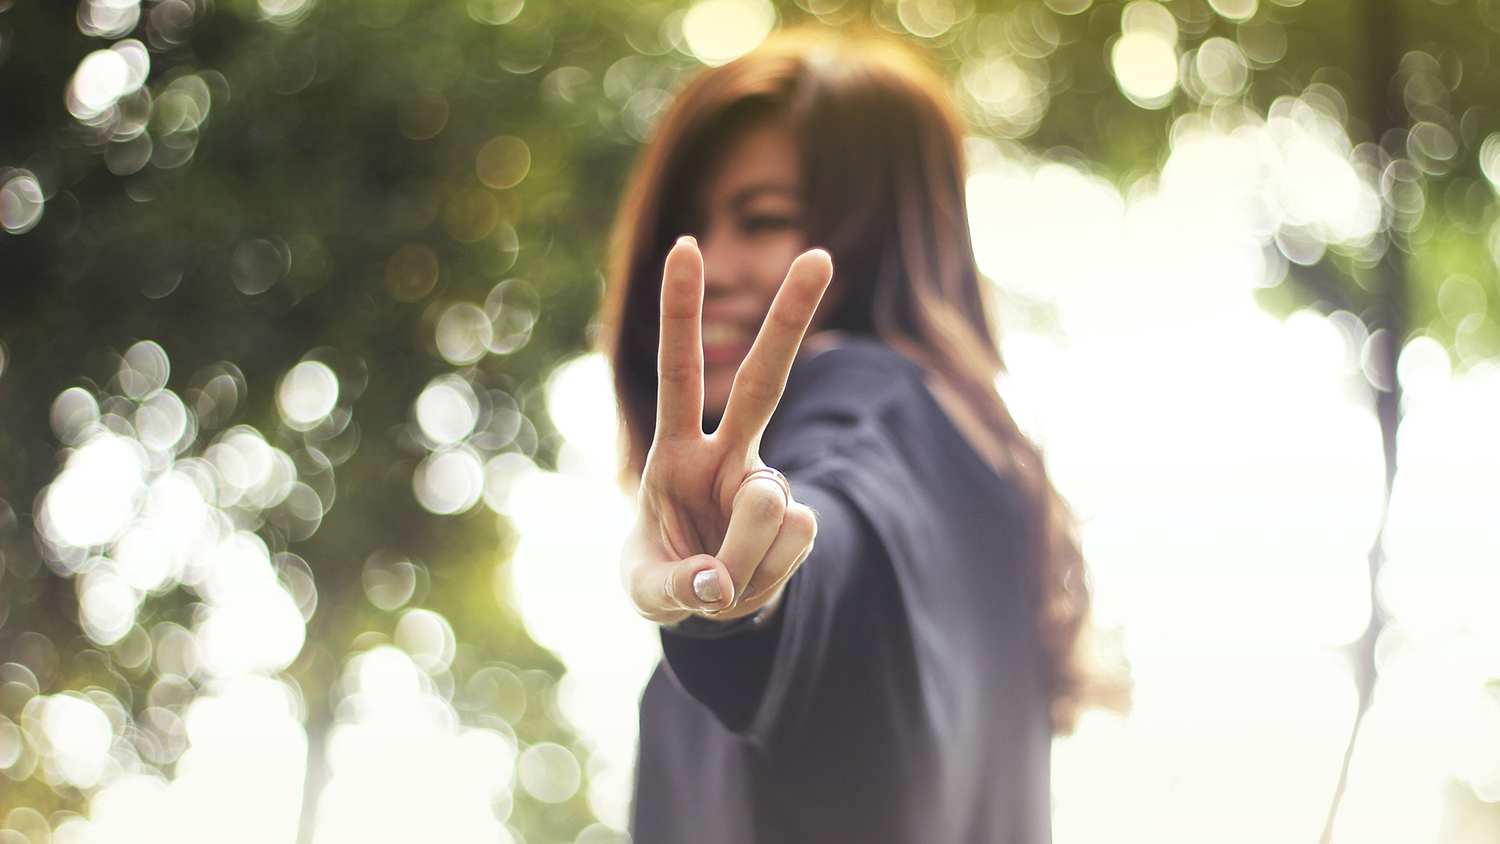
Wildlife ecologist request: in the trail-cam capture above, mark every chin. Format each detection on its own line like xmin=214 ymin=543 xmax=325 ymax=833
xmin=704 ymin=373 xmax=734 ymax=420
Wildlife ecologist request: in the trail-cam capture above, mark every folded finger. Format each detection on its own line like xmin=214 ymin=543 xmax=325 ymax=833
xmin=717 ymin=248 xmax=832 ymax=447
xmin=715 ymin=473 xmax=789 ymax=593
xmin=744 ymin=503 xmax=817 ymax=599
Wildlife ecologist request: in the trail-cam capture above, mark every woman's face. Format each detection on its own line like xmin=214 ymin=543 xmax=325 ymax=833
xmin=691 ymin=114 xmax=808 ymax=421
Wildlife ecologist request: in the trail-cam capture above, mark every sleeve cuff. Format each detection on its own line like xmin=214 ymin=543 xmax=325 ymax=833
xmin=660 ymin=591 xmax=784 ymax=640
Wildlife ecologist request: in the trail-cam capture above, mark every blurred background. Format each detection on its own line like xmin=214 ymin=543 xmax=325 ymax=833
xmin=1 ymin=0 xmax=1498 ymax=841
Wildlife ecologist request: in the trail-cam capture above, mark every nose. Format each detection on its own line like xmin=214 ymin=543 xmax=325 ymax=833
xmin=698 ymin=223 xmax=739 ymax=295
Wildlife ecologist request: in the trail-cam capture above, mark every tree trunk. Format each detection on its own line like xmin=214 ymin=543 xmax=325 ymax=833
xmin=1319 ymin=0 xmax=1409 ymax=839
xmin=296 ymin=705 xmax=331 ymax=844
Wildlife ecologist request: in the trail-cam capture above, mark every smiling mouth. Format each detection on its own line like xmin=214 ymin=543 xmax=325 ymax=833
xmin=702 ymin=322 xmax=755 ymax=363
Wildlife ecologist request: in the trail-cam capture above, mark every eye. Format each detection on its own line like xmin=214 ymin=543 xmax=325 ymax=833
xmin=740 ymin=214 xmax=799 ymax=234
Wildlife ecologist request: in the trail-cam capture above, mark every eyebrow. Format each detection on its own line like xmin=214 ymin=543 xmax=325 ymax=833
xmin=727 ymin=182 xmax=800 ymax=210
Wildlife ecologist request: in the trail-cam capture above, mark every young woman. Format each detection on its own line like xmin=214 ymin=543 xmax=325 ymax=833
xmin=603 ymin=29 xmax=1124 ymax=844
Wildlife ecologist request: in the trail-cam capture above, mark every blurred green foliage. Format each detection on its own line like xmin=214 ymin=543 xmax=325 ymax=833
xmin=0 ymin=0 xmax=672 ymax=837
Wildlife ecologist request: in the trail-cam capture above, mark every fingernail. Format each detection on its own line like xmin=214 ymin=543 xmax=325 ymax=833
xmin=692 ymin=569 xmax=721 ymax=603
xmin=743 ymin=584 xmax=758 ymax=598
xmin=677 ymin=235 xmax=697 ymax=248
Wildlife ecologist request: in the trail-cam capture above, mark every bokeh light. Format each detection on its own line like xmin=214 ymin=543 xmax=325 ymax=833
xmin=443 ymin=188 xmax=500 ymax=243
xmin=477 ymin=136 xmax=531 ymax=189
xmin=395 ymin=608 xmax=457 ymax=677
xmin=435 ymin=302 xmax=494 ymax=365
xmin=682 ymin=0 xmax=775 ymax=66
xmin=1111 ymin=1 xmax=1179 ymax=107
xmin=258 ymin=0 xmax=315 ymax=26
xmin=0 ymin=169 xmax=46 ymax=234
xmin=397 ymin=89 xmax=449 ymax=140
xmin=1189 ymin=37 xmax=1249 ymax=100
xmin=34 ymin=693 xmax=115 ymax=789
xmin=416 ymin=376 xmax=481 ymax=446
xmin=314 ymin=646 xmax=518 ymax=844
xmin=1207 ymin=0 xmax=1257 ymax=21
xmin=895 ymin=0 xmax=970 ymax=39
xmin=68 ymin=41 xmax=150 ymax=124
xmin=961 ymin=50 xmax=1050 ymax=138
xmin=231 ymin=239 xmax=288 ymax=295
xmin=17 ymin=340 xmax=331 ymax=838
xmin=468 ymin=0 xmax=524 ymax=26
xmin=40 ymin=432 xmax=149 ymax=550
xmin=385 ymin=242 xmax=441 ymax=302
xmin=1480 ymin=133 xmax=1500 ymax=193
xmin=362 ymin=551 xmax=426 ymax=612
xmin=518 ymin=742 xmax=581 ymax=804
xmin=483 ymin=280 xmax=538 ymax=355
xmin=414 ymin=448 xmax=486 ymax=514
xmin=78 ymin=0 xmax=143 ymax=38
xmin=278 ymin=360 xmax=340 ymax=430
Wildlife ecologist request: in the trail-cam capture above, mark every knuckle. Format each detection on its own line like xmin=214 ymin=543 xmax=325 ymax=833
xmin=662 ymin=570 xmax=683 ymax=609
xmin=737 ymin=484 xmax=787 ymax=522
xmin=727 ymin=567 xmax=756 ymax=595
xmin=658 ymin=361 xmax=702 ymax=384
xmin=786 ymin=506 xmax=817 ymax=542
xmin=767 ymin=303 xmax=804 ymax=333
xmin=736 ymin=376 xmax=781 ymax=404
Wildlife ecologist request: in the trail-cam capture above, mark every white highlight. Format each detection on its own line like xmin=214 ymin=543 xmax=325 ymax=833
xmin=1 ymin=171 xmax=45 ymax=234
xmin=278 ymin=361 xmax=340 ymax=429
xmin=682 ymin=0 xmax=775 ymax=67
xmin=416 ymin=376 xmax=480 ymax=445
xmin=414 ymin=448 xmax=485 ymax=514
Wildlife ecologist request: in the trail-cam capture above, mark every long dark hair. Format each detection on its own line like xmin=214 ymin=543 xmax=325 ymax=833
xmin=602 ymin=30 xmax=1127 ymax=733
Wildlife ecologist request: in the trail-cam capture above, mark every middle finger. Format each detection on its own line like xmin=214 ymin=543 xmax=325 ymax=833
xmin=716 ymin=248 xmax=832 ymax=447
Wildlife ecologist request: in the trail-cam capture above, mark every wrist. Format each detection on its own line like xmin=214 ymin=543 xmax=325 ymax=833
xmin=661 ymin=587 xmax=785 ymax=639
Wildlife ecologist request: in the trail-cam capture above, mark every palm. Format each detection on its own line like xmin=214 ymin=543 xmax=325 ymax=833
xmin=623 ymin=237 xmax=831 ymax=623
xmin=641 ymin=438 xmax=743 ymax=560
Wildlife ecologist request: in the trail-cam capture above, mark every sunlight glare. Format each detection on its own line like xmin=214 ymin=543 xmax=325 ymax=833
xmin=41 ymin=432 xmax=147 ymax=549
xmin=682 ymin=0 xmax=775 ymax=67
xmin=315 ymin=647 xmax=517 ymax=844
xmin=37 ymin=694 xmax=113 ymax=788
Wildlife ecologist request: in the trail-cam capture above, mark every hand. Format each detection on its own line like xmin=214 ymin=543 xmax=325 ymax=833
xmin=621 ymin=236 xmax=832 ymax=625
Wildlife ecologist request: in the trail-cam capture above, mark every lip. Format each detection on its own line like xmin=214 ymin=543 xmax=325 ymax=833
xmin=703 ymin=342 xmax=753 ymax=364
xmin=702 ymin=321 xmax=755 ymax=364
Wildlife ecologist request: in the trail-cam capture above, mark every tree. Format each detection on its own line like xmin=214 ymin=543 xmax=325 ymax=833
xmin=0 ymin=0 xmax=683 ymax=838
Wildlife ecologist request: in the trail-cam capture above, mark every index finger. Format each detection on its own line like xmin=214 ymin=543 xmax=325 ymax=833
xmin=657 ymin=236 xmax=706 ymax=440
xmin=717 ymin=248 xmax=833 ymax=446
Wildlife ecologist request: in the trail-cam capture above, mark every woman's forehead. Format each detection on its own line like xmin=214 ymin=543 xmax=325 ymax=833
xmin=700 ymin=116 xmax=801 ymax=204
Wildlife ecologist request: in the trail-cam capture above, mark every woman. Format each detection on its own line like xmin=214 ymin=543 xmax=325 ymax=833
xmin=604 ymin=29 xmax=1124 ymax=844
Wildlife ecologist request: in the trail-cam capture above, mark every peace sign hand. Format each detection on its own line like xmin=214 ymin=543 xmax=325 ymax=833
xmin=621 ymin=236 xmax=833 ymax=625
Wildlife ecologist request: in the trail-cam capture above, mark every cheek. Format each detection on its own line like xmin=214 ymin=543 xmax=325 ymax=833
xmin=753 ymin=237 xmax=806 ymax=299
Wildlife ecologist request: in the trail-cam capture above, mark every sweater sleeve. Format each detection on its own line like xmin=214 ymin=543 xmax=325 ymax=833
xmin=658 ymin=344 xmax=927 ymax=747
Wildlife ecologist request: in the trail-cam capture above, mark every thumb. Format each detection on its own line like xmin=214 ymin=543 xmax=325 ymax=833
xmin=665 ymin=554 xmax=735 ymax=613
xmin=622 ymin=524 xmax=735 ymax=620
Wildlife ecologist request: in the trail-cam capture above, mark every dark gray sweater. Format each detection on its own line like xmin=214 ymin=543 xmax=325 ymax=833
xmin=632 ymin=339 xmax=1052 ymax=844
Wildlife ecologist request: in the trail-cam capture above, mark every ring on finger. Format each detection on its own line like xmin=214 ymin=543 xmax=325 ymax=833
xmin=740 ymin=466 xmax=790 ymax=506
